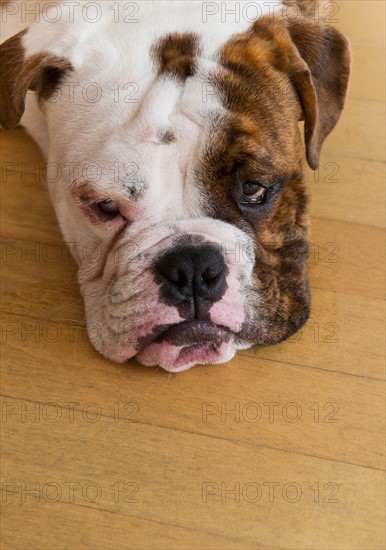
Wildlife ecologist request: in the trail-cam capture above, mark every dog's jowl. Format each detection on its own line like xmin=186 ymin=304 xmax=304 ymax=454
xmin=0 ymin=1 xmax=351 ymax=371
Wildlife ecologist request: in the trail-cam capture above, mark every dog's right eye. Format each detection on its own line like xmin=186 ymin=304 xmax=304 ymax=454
xmin=96 ymin=200 xmax=120 ymax=220
xmin=98 ymin=200 xmax=119 ymax=213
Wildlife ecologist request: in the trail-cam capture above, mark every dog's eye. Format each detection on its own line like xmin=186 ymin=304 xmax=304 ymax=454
xmin=97 ymin=200 xmax=120 ymax=215
xmin=241 ymin=181 xmax=267 ymax=204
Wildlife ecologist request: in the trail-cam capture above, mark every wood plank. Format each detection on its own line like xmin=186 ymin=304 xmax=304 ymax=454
xmin=1 ymin=396 xmax=384 ymax=550
xmin=1 ymin=497 xmax=243 ymax=550
xmin=245 ymin=288 xmax=385 ymax=379
xmin=309 ymin=218 xmax=385 ymax=300
xmin=349 ymin=44 xmax=386 ymax=102
xmin=1 ymin=312 xmax=384 ymax=469
xmin=334 ymin=0 xmax=385 ymax=47
xmin=323 ymin=98 xmax=385 ymax=162
xmin=307 ymin=154 xmax=385 ymax=227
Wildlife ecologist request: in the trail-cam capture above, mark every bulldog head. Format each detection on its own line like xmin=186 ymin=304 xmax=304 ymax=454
xmin=0 ymin=1 xmax=350 ymax=371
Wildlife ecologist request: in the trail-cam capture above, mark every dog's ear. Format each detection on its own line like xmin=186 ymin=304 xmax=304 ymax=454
xmin=251 ymin=13 xmax=350 ymax=169
xmin=0 ymin=30 xmax=72 ymax=129
xmin=286 ymin=16 xmax=351 ymax=169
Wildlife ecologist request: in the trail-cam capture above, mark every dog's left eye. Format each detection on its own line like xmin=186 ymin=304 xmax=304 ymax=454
xmin=241 ymin=181 xmax=267 ymax=204
xmin=97 ymin=200 xmax=120 ymax=215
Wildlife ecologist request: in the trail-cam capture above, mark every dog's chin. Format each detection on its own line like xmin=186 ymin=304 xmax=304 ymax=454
xmin=135 ymin=320 xmax=237 ymax=372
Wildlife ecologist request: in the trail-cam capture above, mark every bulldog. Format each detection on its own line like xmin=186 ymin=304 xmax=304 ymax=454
xmin=0 ymin=0 xmax=350 ymax=372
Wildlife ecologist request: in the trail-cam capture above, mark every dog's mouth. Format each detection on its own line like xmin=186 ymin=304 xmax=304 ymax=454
xmin=135 ymin=320 xmax=235 ymax=372
xmin=154 ymin=320 xmax=232 ymax=346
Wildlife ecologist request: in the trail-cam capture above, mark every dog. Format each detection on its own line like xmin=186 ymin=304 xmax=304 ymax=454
xmin=0 ymin=0 xmax=350 ymax=372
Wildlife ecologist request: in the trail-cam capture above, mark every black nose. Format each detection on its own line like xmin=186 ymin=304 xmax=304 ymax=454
xmin=155 ymin=244 xmax=228 ymax=317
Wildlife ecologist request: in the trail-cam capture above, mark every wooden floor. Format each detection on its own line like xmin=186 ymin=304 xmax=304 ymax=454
xmin=1 ymin=1 xmax=385 ymax=548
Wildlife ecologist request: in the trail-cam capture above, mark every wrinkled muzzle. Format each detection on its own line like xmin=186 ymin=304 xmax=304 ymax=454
xmin=81 ymin=219 xmax=256 ymax=372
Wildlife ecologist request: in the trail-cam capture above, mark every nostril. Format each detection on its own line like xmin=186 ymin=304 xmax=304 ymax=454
xmin=201 ymin=263 xmax=225 ymax=285
xmin=157 ymin=260 xmax=193 ymax=298
xmin=201 ymin=269 xmax=221 ymax=286
xmin=173 ymin=269 xmax=189 ymax=288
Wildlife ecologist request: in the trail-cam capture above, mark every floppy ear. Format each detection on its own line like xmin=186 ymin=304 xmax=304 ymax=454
xmin=286 ymin=16 xmax=351 ymax=169
xmin=0 ymin=30 xmax=72 ymax=129
xmin=250 ymin=13 xmax=350 ymax=169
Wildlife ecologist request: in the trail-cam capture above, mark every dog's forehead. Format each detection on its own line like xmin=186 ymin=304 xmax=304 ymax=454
xmin=25 ymin=1 xmax=299 ymax=210
xmin=20 ymin=1 xmax=299 ymax=165
xmin=59 ymin=71 xmax=218 ymax=196
xmin=22 ymin=1 xmax=286 ymax=121
xmin=22 ymin=1 xmax=282 ymax=60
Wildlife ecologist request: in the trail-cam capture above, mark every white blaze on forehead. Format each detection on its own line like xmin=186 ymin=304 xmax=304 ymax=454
xmin=133 ymin=62 xmax=229 ymax=220
xmin=133 ymin=78 xmax=181 ymax=142
xmin=180 ymin=60 xmax=228 ymax=124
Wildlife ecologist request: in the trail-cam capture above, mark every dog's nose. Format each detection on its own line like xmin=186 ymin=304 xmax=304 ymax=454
xmin=155 ymin=244 xmax=228 ymax=306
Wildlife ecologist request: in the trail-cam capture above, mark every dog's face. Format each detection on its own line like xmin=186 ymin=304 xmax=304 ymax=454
xmin=1 ymin=2 xmax=350 ymax=371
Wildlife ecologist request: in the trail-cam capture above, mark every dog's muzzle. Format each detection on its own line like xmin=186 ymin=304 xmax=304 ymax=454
xmin=82 ymin=219 xmax=254 ymax=372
